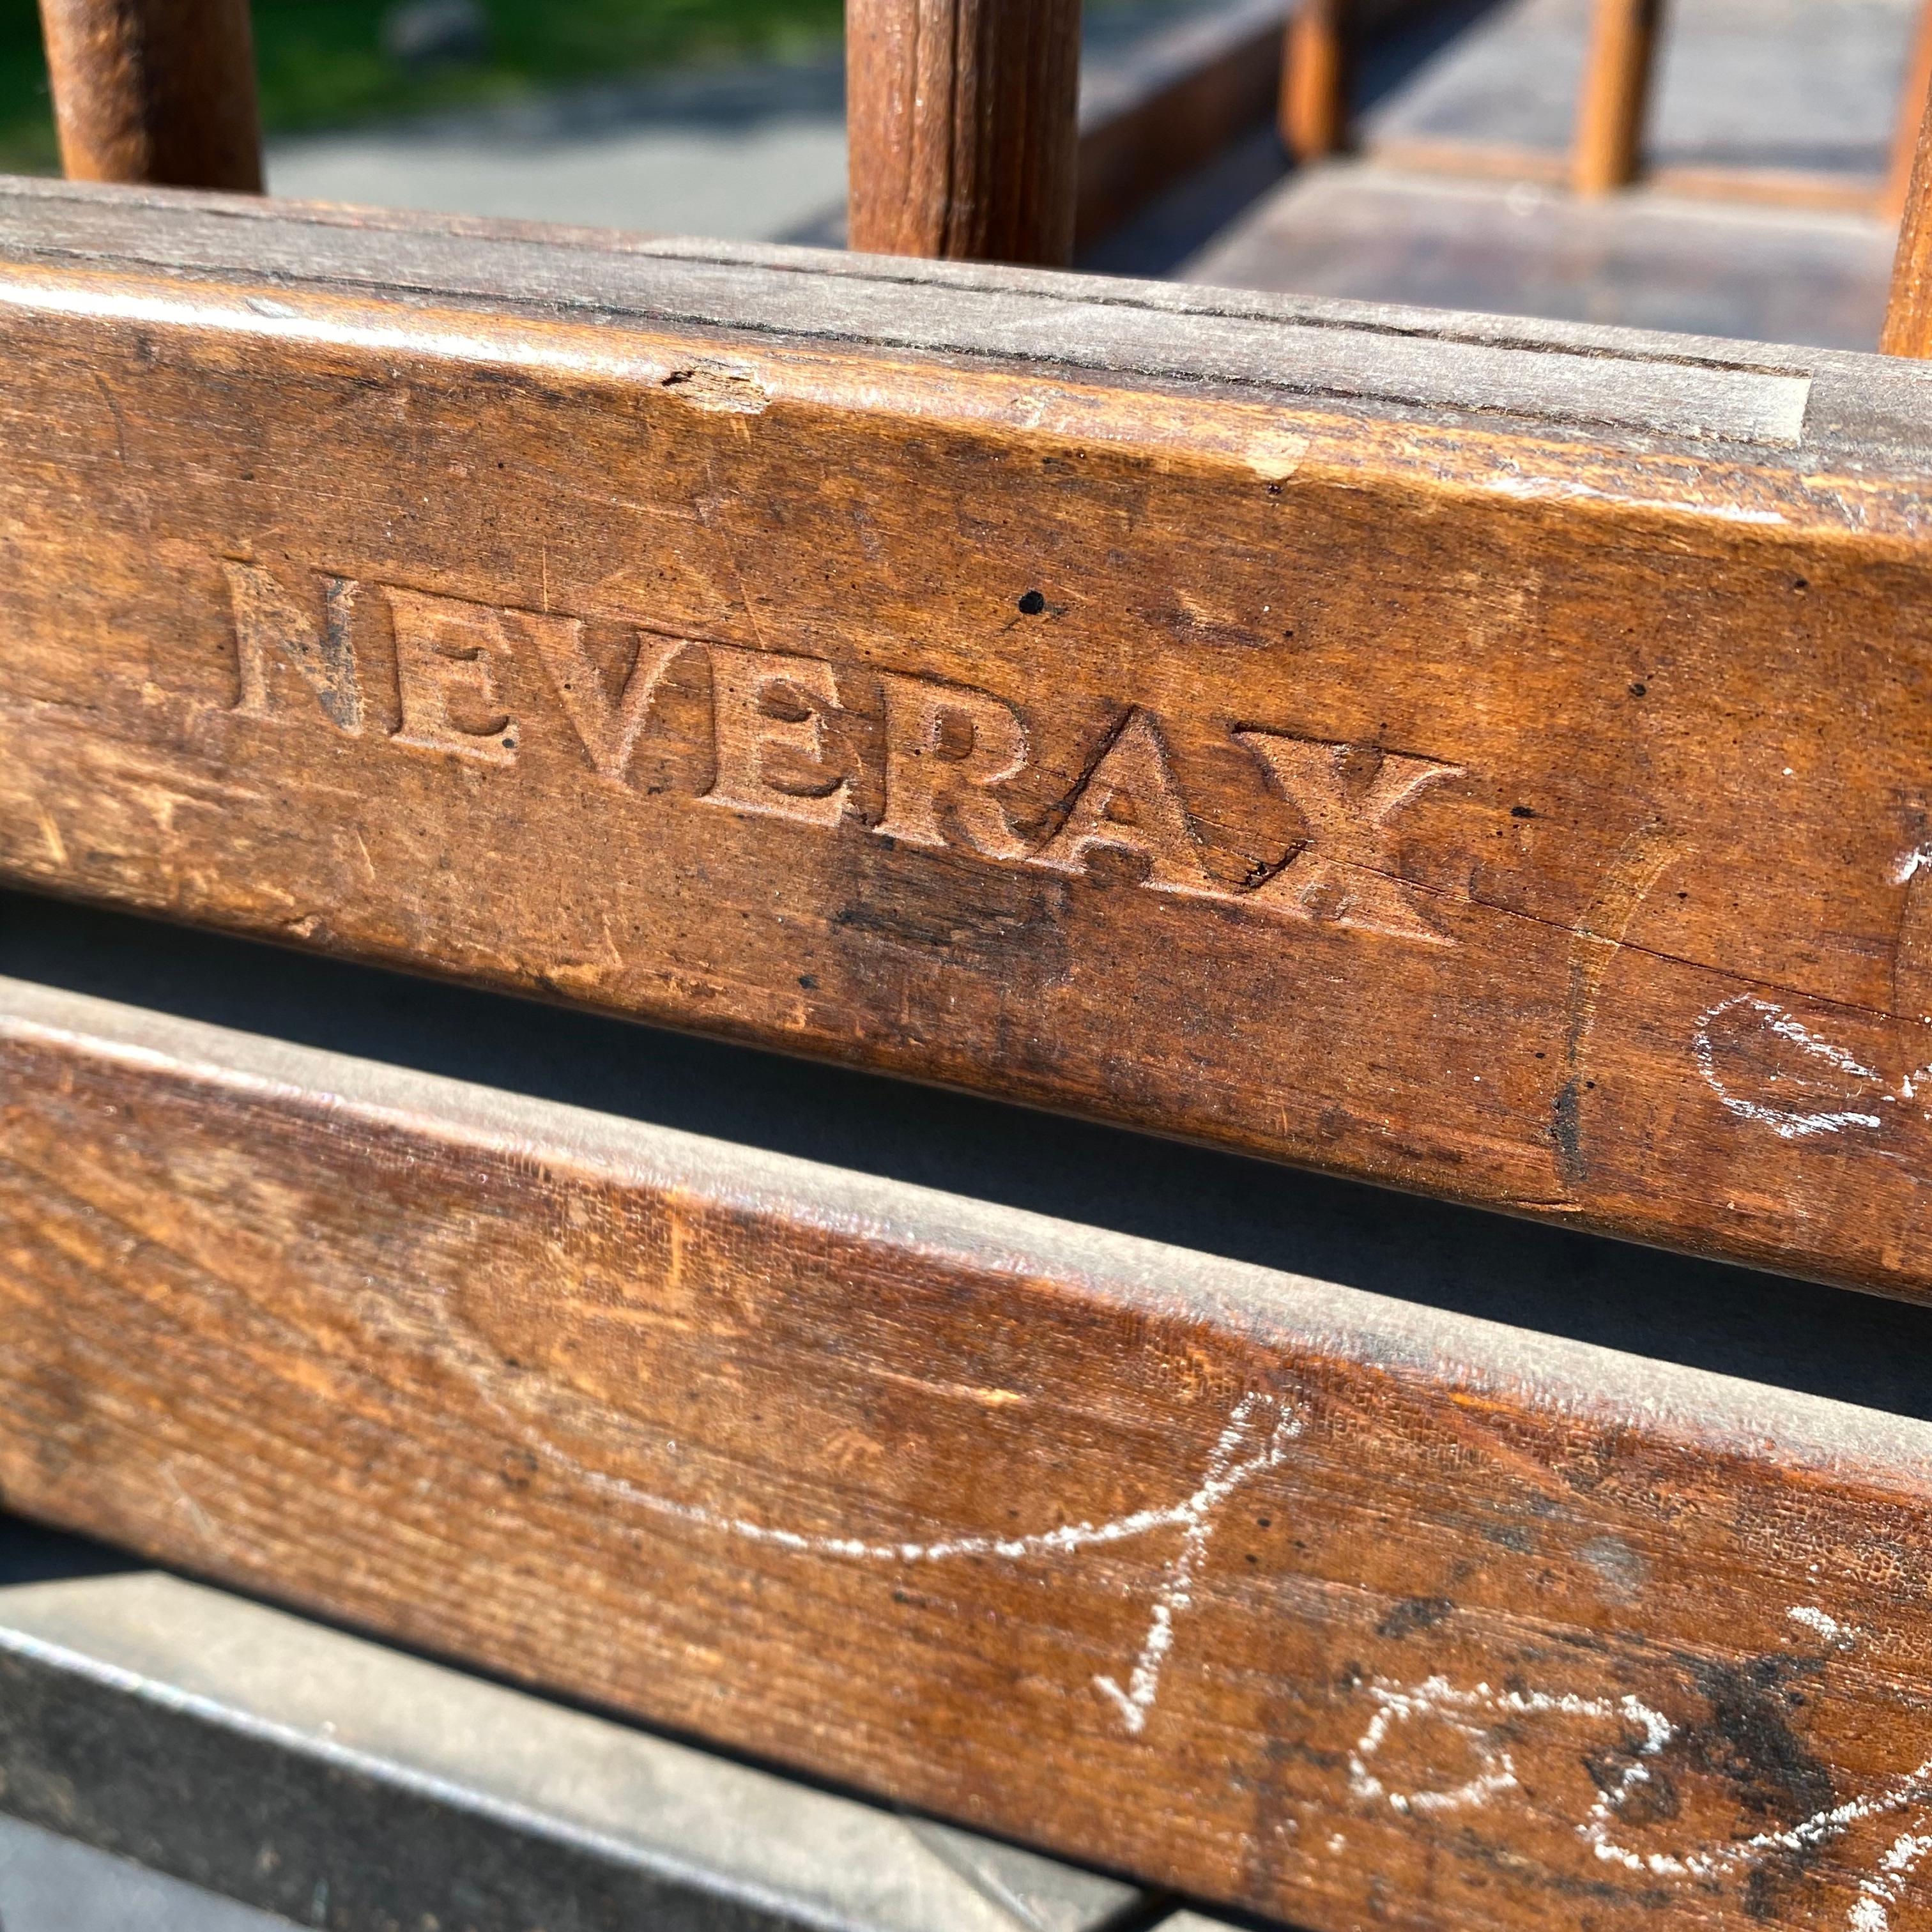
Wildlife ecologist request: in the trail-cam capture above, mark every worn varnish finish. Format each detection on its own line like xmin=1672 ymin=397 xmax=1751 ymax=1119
xmin=4 ymin=184 xmax=1932 ymax=1298
xmin=10 ymin=980 xmax=1932 ymax=1932
xmin=36 ymin=0 xmax=262 ymax=192
xmin=845 ymin=0 xmax=1082 ymax=263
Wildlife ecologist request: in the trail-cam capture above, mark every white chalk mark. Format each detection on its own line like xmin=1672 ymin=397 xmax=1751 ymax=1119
xmin=548 ymin=1388 xmax=1296 ymax=1577
xmin=1358 ymin=1665 xmax=1932 ymax=1930
xmin=34 ymin=806 xmax=66 ymax=867
xmin=1092 ymin=1393 xmax=1298 ymax=1735
xmin=1584 ymin=1731 xmax=1932 ymax=1894
xmin=1586 ymin=1751 xmax=1932 ymax=1880
xmin=164 ymin=1462 xmax=226 ymax=1556
xmin=1790 ymin=1604 xmax=1857 ymax=1648
xmin=477 ymin=1333 xmax=1932 ymax=1924
xmin=1852 ymin=1832 xmax=1932 ymax=1932
xmin=1351 ymin=1676 xmax=1671 ymax=1820
xmin=1896 ymin=848 xmax=1932 ymax=886
xmin=1692 ymin=993 xmax=1888 ymax=1139
xmin=487 ymin=1378 xmax=1298 ymax=1736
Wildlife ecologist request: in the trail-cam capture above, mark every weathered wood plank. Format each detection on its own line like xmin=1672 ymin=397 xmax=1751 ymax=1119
xmin=4 ymin=183 xmax=1932 ymax=1297
xmin=11 ymin=977 xmax=1932 ymax=1932
xmin=36 ymin=0 xmax=261 ymax=192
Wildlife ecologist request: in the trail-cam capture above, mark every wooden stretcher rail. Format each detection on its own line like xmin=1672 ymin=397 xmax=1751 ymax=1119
xmin=1076 ymin=0 xmax=1287 ymax=252
xmin=10 ymin=976 xmax=1932 ymax=1932
xmin=5 ymin=181 xmax=1932 ymax=1298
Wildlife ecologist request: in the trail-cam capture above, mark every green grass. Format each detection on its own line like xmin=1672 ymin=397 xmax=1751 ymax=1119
xmin=0 ymin=0 xmax=848 ymax=171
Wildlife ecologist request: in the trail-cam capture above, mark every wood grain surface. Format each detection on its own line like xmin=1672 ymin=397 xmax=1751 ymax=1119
xmin=846 ymin=0 xmax=1082 ymax=263
xmin=4 ymin=183 xmax=1932 ymax=1298
xmin=36 ymin=0 xmax=262 ymax=192
xmin=10 ymin=977 xmax=1932 ymax=1932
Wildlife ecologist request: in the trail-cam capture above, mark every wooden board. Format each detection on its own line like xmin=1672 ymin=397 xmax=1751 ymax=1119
xmin=5 ymin=180 xmax=1932 ymax=1297
xmin=13 ymin=976 xmax=1932 ymax=1932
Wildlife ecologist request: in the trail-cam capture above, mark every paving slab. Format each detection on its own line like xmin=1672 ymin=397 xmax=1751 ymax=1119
xmin=1361 ymin=0 xmax=1917 ymax=177
xmin=0 ymin=1814 xmax=297 ymax=1932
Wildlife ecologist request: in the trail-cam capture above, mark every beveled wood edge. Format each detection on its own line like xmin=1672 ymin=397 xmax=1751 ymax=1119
xmin=0 ymin=169 xmax=1826 ymax=370
xmin=5 ymin=971 xmax=1928 ymax=1494
xmin=8 ymin=173 xmax=1932 ymax=462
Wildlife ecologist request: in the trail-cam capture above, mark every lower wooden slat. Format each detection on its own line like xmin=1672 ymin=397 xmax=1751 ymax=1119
xmin=7 ymin=976 xmax=1932 ymax=1932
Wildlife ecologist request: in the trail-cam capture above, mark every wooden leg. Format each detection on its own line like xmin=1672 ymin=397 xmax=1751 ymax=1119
xmin=1887 ymin=0 xmax=1932 ymax=221
xmin=1884 ymin=79 xmax=1932 ymax=353
xmin=1280 ymin=0 xmax=1351 ymax=163
xmin=845 ymin=0 xmax=1081 ymax=266
xmin=36 ymin=0 xmax=261 ymax=192
xmin=1571 ymin=0 xmax=1662 ymax=196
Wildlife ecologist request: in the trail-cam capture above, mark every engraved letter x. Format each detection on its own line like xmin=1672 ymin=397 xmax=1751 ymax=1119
xmin=1234 ymin=732 xmax=1462 ymax=946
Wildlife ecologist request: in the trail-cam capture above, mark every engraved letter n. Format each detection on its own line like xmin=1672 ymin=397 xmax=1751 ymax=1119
xmin=222 ymin=560 xmax=363 ymax=735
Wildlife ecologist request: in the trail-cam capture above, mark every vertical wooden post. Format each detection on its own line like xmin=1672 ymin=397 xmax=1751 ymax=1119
xmin=1280 ymin=0 xmax=1351 ymax=163
xmin=1884 ymin=80 xmax=1932 ymax=354
xmin=846 ymin=0 xmax=1082 ymax=266
xmin=1571 ymin=0 xmax=1662 ymax=195
xmin=1887 ymin=0 xmax=1932 ymax=220
xmin=37 ymin=0 xmax=262 ymax=192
